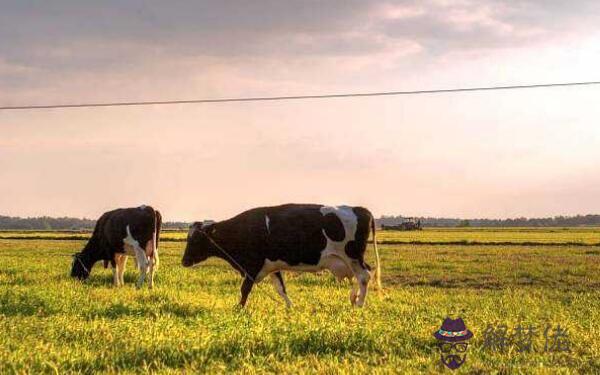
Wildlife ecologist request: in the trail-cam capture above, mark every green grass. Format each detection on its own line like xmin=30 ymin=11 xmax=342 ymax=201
xmin=0 ymin=234 xmax=599 ymax=373
xmin=377 ymin=227 xmax=600 ymax=245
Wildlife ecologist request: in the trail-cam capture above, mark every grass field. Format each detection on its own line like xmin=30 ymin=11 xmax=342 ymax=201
xmin=2 ymin=227 xmax=599 ymax=245
xmin=0 ymin=229 xmax=599 ymax=373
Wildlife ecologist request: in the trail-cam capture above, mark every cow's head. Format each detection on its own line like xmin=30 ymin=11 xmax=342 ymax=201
xmin=70 ymin=252 xmax=93 ymax=280
xmin=182 ymin=221 xmax=217 ymax=267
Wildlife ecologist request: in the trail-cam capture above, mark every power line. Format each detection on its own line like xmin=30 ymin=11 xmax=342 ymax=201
xmin=1 ymin=81 xmax=599 ymax=111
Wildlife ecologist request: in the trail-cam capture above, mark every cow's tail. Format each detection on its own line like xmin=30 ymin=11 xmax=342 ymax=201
xmin=371 ymin=215 xmax=382 ymax=290
xmin=154 ymin=209 xmax=162 ymax=269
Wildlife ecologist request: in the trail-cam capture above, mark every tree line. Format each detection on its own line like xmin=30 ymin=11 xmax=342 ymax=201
xmin=0 ymin=215 xmax=190 ymax=230
xmin=377 ymin=215 xmax=600 ymax=227
xmin=2 ymin=213 xmax=600 ymax=230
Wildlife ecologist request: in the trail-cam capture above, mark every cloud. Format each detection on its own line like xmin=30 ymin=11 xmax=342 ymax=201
xmin=1 ymin=0 xmax=599 ymax=103
xmin=3 ymin=1 xmax=599 ymax=66
xmin=378 ymin=0 xmax=600 ymax=54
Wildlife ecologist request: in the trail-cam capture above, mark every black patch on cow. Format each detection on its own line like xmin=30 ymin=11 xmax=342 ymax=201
xmin=182 ymin=204 xmax=329 ymax=275
xmin=344 ymin=206 xmax=373 ymax=263
xmin=322 ymin=213 xmax=345 ymax=242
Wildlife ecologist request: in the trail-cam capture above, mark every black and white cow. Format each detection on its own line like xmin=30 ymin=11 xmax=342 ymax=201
xmin=71 ymin=205 xmax=162 ymax=288
xmin=181 ymin=204 xmax=381 ymax=307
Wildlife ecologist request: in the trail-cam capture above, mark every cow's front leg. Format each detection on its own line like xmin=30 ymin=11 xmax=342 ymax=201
xmin=239 ymin=277 xmax=255 ymax=307
xmin=117 ymin=255 xmax=127 ymax=286
xmin=350 ymin=281 xmax=359 ymax=305
xmin=112 ymin=257 xmax=120 ymax=287
xmin=270 ymin=272 xmax=292 ymax=308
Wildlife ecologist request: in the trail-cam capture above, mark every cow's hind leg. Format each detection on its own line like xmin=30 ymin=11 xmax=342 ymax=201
xmin=148 ymin=256 xmax=156 ymax=289
xmin=239 ymin=276 xmax=255 ymax=307
xmin=270 ymin=272 xmax=292 ymax=308
xmin=134 ymin=248 xmax=149 ymax=289
xmin=146 ymin=240 xmax=158 ymax=289
xmin=349 ymin=259 xmax=371 ymax=307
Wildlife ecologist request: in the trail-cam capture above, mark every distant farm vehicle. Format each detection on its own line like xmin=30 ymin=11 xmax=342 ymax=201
xmin=381 ymin=218 xmax=422 ymax=231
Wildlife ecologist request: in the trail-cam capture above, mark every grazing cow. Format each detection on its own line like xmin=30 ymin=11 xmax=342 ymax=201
xmin=70 ymin=205 xmax=162 ymax=288
xmin=182 ymin=204 xmax=381 ymax=307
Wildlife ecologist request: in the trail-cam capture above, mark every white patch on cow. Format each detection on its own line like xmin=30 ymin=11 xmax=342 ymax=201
xmin=326 ymin=256 xmax=354 ymax=281
xmin=265 ymin=215 xmax=270 ymax=234
xmin=123 ymin=225 xmax=140 ymax=249
xmin=257 ymin=254 xmax=354 ymax=283
xmin=258 ymin=259 xmax=320 ymax=280
xmin=319 ymin=206 xmax=372 ymax=307
xmin=123 ymin=225 xmax=149 ymax=287
xmin=319 ymin=205 xmax=357 ymax=246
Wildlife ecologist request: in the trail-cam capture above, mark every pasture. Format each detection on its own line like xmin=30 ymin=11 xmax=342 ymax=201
xmin=2 ymin=227 xmax=599 ymax=245
xmin=0 ymin=229 xmax=599 ymax=373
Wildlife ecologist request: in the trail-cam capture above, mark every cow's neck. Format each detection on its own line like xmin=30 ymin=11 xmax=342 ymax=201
xmin=77 ymin=250 xmax=97 ymax=272
xmin=212 ymin=252 xmax=244 ymax=275
xmin=207 ymin=233 xmax=247 ymax=277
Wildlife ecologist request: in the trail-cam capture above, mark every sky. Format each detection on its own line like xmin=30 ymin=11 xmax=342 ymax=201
xmin=1 ymin=0 xmax=600 ymax=221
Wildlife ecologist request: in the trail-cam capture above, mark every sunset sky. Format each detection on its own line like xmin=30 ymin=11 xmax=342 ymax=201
xmin=1 ymin=1 xmax=600 ymax=221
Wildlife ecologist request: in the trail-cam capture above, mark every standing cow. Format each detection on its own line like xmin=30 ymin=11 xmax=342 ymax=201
xmin=70 ymin=205 xmax=161 ymax=288
xmin=182 ymin=204 xmax=381 ymax=307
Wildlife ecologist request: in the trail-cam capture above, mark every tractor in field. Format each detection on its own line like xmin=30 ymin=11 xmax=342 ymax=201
xmin=381 ymin=217 xmax=422 ymax=231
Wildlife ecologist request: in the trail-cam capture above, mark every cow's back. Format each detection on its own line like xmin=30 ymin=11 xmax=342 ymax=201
xmin=218 ymin=203 xmax=368 ymax=267
xmin=97 ymin=206 xmax=157 ymax=254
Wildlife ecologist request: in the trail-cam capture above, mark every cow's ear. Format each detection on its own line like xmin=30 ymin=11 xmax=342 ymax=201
xmin=188 ymin=222 xmax=201 ymax=236
xmin=190 ymin=222 xmax=203 ymax=232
